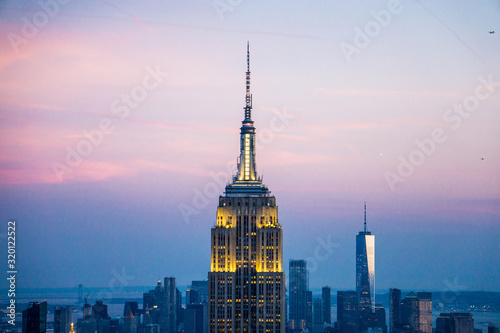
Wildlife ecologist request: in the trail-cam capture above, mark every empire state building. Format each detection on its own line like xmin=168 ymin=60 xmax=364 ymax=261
xmin=208 ymin=44 xmax=285 ymax=333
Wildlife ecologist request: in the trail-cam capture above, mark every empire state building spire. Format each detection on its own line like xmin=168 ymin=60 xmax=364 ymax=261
xmin=225 ymin=42 xmax=269 ymax=196
xmin=244 ymin=41 xmax=252 ymax=120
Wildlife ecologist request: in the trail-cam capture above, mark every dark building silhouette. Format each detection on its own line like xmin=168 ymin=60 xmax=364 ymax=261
xmin=368 ymin=304 xmax=387 ymax=333
xmin=188 ymin=281 xmax=208 ymax=305
xmin=77 ymin=300 xmax=118 ymax=333
xmin=337 ymin=291 xmax=358 ymax=333
xmin=164 ymin=277 xmax=178 ymax=333
xmin=307 ymin=290 xmax=313 ymax=330
xmin=314 ymin=297 xmax=323 ymax=325
xmin=176 ymin=287 xmax=183 ymax=329
xmin=323 ymin=286 xmax=332 ymax=324
xmin=313 ymin=297 xmax=324 ymax=333
xmin=488 ymin=326 xmax=499 ymax=333
xmin=144 ymin=279 xmax=164 ymax=312
xmin=93 ymin=300 xmax=109 ymax=320
xmin=143 ymin=278 xmax=178 ymax=333
xmin=389 ymin=289 xmax=402 ymax=333
xmin=124 ymin=302 xmax=140 ymax=324
xmin=186 ymin=289 xmax=199 ymax=306
xmin=78 ymin=284 xmax=83 ymax=304
xmin=184 ymin=304 xmax=207 ymax=333
xmin=121 ymin=309 xmax=137 ymax=333
xmin=436 ymin=313 xmax=474 ymax=333
xmin=208 ymin=43 xmax=285 ymax=333
xmin=289 ymin=259 xmax=309 ymax=330
xmin=22 ymin=302 xmax=47 ymax=333
xmin=54 ymin=306 xmax=72 ymax=333
xmin=139 ymin=310 xmax=161 ymax=333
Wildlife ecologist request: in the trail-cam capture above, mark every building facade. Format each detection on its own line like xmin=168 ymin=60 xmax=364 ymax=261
xmin=23 ymin=302 xmax=47 ymax=333
xmin=289 ymin=259 xmax=308 ymax=330
xmin=54 ymin=306 xmax=72 ymax=333
xmin=389 ymin=288 xmax=402 ymax=333
xmin=208 ymin=43 xmax=285 ymax=333
xmin=337 ymin=291 xmax=358 ymax=333
xmin=400 ymin=292 xmax=432 ymax=333
xmin=436 ymin=313 xmax=474 ymax=333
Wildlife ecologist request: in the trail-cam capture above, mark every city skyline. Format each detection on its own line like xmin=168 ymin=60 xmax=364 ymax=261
xmin=0 ymin=0 xmax=499 ymax=292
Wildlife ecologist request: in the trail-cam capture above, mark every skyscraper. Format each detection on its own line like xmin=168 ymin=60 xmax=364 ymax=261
xmin=164 ymin=277 xmax=178 ymax=333
xmin=187 ymin=280 xmax=208 ymax=305
xmin=356 ymin=202 xmax=375 ymax=331
xmin=436 ymin=313 xmax=474 ymax=333
xmin=208 ymin=43 xmax=285 ymax=333
xmin=314 ymin=297 xmax=323 ymax=325
xmin=416 ymin=292 xmax=432 ymax=333
xmin=54 ymin=306 xmax=72 ymax=333
xmin=289 ymin=259 xmax=308 ymax=330
xmin=313 ymin=297 xmax=324 ymax=333
xmin=389 ymin=288 xmax=402 ymax=333
xmin=322 ymin=286 xmax=332 ymax=325
xmin=337 ymin=291 xmax=358 ymax=333
xmin=306 ymin=291 xmax=313 ymax=330
xmin=400 ymin=292 xmax=432 ymax=333
xmin=23 ymin=302 xmax=47 ymax=333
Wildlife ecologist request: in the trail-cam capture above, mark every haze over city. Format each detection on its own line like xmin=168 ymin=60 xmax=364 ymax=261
xmin=0 ymin=0 xmax=499 ymax=293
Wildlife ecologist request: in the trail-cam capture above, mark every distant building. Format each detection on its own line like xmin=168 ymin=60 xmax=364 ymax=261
xmin=176 ymin=287 xmax=183 ymax=328
xmin=368 ymin=304 xmax=387 ymax=333
xmin=164 ymin=277 xmax=178 ymax=333
xmin=143 ymin=278 xmax=178 ymax=333
xmin=54 ymin=306 xmax=72 ymax=333
xmin=289 ymin=259 xmax=309 ymax=330
xmin=121 ymin=309 xmax=137 ymax=333
xmin=357 ymin=203 xmax=375 ymax=333
xmin=400 ymin=292 xmax=432 ymax=333
xmin=488 ymin=325 xmax=499 ymax=333
xmin=337 ymin=291 xmax=358 ymax=333
xmin=416 ymin=293 xmax=432 ymax=333
xmin=93 ymin=300 xmax=110 ymax=320
xmin=323 ymin=286 xmax=332 ymax=324
xmin=186 ymin=288 xmax=199 ymax=306
xmin=307 ymin=290 xmax=313 ymax=329
xmin=22 ymin=302 xmax=47 ymax=333
xmin=389 ymin=289 xmax=401 ymax=333
xmin=313 ymin=297 xmax=324 ymax=333
xmin=77 ymin=316 xmax=97 ymax=333
xmin=314 ymin=297 xmax=323 ymax=325
xmin=123 ymin=302 xmax=140 ymax=325
xmin=184 ymin=304 xmax=207 ymax=333
xmin=77 ymin=300 xmax=117 ymax=333
xmin=139 ymin=310 xmax=161 ymax=333
xmin=187 ymin=281 xmax=208 ymax=305
xmin=436 ymin=313 xmax=474 ymax=333
xmin=144 ymin=280 xmax=163 ymax=311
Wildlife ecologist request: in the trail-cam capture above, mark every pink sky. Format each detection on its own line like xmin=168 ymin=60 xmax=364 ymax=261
xmin=0 ymin=0 xmax=499 ymax=290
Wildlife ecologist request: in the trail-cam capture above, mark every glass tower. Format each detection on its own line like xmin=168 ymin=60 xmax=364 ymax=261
xmin=208 ymin=43 xmax=285 ymax=333
xmin=356 ymin=202 xmax=375 ymax=331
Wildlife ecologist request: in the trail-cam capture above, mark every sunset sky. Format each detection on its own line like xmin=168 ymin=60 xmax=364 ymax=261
xmin=0 ymin=1 xmax=499 ymax=292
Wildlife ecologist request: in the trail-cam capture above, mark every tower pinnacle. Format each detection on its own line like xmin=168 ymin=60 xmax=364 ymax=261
xmin=364 ymin=201 xmax=367 ymax=233
xmin=224 ymin=43 xmax=269 ymax=196
xmin=244 ymin=41 xmax=252 ymax=120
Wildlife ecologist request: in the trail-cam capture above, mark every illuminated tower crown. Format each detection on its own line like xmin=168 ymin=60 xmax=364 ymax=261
xmin=225 ymin=42 xmax=269 ymax=197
